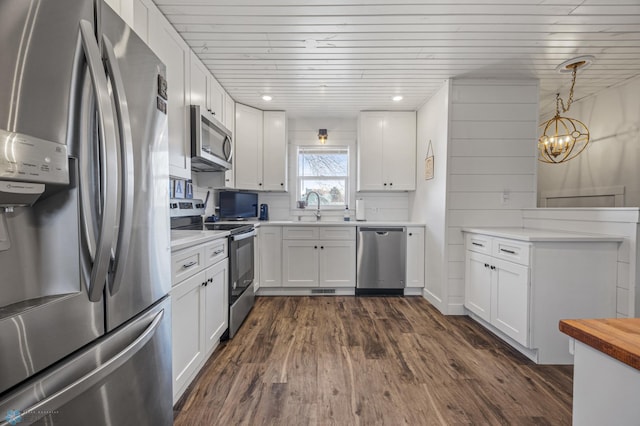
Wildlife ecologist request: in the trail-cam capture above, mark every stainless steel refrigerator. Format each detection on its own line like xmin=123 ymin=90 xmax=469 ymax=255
xmin=0 ymin=0 xmax=172 ymax=424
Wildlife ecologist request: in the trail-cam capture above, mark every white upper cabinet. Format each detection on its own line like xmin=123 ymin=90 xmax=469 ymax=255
xmin=262 ymin=111 xmax=288 ymax=191
xmin=189 ymin=53 xmax=208 ymax=111
xmin=148 ymin=8 xmax=190 ymax=179
xmin=234 ymin=106 xmax=287 ymax=191
xmin=234 ymin=104 xmax=263 ymax=190
xmin=208 ymin=77 xmax=225 ymax=121
xmin=357 ymin=111 xmax=416 ymax=191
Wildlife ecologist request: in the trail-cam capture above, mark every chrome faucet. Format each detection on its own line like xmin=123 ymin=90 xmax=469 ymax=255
xmin=305 ymin=191 xmax=321 ymax=220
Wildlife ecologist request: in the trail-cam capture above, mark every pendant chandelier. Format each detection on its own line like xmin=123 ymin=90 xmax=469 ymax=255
xmin=538 ymin=56 xmax=593 ymax=164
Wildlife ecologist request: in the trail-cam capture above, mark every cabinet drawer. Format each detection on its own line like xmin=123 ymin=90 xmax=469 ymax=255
xmin=204 ymin=239 xmax=228 ymax=266
xmin=319 ymin=227 xmax=356 ymax=240
xmin=283 ymin=226 xmax=319 ymax=240
xmin=492 ymin=238 xmax=530 ymax=266
xmin=466 ymin=233 xmax=492 ymax=254
xmin=172 ymin=246 xmax=205 ymax=285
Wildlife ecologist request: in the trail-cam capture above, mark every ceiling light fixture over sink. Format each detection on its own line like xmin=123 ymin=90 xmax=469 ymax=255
xmin=538 ymin=56 xmax=594 ymax=164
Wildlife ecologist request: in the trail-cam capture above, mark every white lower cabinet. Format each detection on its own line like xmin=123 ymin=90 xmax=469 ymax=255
xmin=281 ymin=226 xmax=356 ymax=288
xmin=204 ymin=260 xmax=229 ymax=353
xmin=491 ymin=258 xmax=529 ymax=346
xmin=463 ymin=230 xmax=619 ymax=364
xmin=464 ymin=251 xmax=492 ymax=323
xmin=405 ymin=227 xmax=425 ymax=287
xmin=260 ymin=226 xmax=283 ymax=287
xmin=171 ymin=270 xmax=206 ymax=402
xmin=465 ymin=250 xmax=529 ymax=346
xmin=171 ymin=238 xmax=228 ymax=403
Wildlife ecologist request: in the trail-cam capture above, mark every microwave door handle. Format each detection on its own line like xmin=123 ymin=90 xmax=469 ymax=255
xmin=102 ymin=35 xmax=134 ymax=296
xmin=224 ymin=135 xmax=233 ymax=162
xmin=80 ymin=20 xmax=119 ymax=302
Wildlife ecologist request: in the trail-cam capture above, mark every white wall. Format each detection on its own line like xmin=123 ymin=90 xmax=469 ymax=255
xmin=444 ymin=79 xmax=539 ymax=313
xmin=538 ymin=76 xmax=640 ymax=207
xmin=410 ymin=81 xmax=451 ymax=311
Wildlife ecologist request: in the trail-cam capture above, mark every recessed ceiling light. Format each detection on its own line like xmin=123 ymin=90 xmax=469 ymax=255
xmin=262 ymin=95 xmax=272 ymax=101
xmin=392 ymin=95 xmax=403 ymax=102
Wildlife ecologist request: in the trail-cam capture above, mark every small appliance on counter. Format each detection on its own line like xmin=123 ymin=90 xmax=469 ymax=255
xmin=356 ymin=198 xmax=366 ymax=221
xmin=259 ymin=204 xmax=269 ymax=221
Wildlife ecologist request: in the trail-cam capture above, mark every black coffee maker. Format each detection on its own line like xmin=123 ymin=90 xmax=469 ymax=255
xmin=259 ymin=204 xmax=269 ymax=221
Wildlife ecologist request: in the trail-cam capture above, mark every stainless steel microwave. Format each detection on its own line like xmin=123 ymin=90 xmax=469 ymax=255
xmin=190 ymin=105 xmax=233 ymax=172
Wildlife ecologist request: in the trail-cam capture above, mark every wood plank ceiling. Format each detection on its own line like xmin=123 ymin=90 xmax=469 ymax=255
xmin=155 ymin=0 xmax=640 ymax=117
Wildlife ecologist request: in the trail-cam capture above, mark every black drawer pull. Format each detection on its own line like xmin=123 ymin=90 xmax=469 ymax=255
xmin=500 ymin=248 xmax=517 ymax=255
xmin=490 ymin=265 xmax=496 ymax=270
xmin=484 ymin=263 xmax=489 ymax=268
xmin=472 ymin=242 xmax=484 ymax=247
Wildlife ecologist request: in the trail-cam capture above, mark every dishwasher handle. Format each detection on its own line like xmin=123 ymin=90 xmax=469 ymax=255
xmin=358 ymin=227 xmax=406 ymax=233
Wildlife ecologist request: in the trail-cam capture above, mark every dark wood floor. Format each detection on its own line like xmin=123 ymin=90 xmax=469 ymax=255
xmin=174 ymin=296 xmax=573 ymax=425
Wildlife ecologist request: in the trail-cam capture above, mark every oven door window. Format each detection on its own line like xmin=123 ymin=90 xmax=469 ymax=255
xmin=230 ymin=235 xmax=254 ymax=303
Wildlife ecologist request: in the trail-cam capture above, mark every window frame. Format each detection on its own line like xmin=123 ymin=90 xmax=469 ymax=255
xmin=296 ymin=146 xmax=350 ymax=211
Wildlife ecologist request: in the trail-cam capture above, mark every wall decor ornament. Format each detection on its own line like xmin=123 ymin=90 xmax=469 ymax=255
xmin=424 ymin=140 xmax=434 ymax=180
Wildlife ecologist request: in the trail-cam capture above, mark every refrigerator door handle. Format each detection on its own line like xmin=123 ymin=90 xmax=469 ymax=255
xmin=102 ymin=35 xmax=134 ymax=296
xmin=79 ymin=20 xmax=119 ymax=302
xmin=0 ymin=309 xmax=165 ymax=426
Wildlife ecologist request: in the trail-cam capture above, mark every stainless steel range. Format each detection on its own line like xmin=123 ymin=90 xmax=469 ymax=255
xmin=170 ymin=199 xmax=255 ymax=339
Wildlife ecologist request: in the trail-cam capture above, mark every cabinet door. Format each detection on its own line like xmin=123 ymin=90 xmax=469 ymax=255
xmin=189 ymin=53 xmax=208 ymax=111
xmin=204 ymin=260 xmax=228 ymax=354
xmin=282 ymin=240 xmax=319 ymax=287
xmin=384 ymin=112 xmax=416 ymax=191
xmin=234 ymin=104 xmax=263 ymax=190
xmin=319 ymin=240 xmax=356 ymax=288
xmin=406 ymin=227 xmax=425 ymax=287
xmin=491 ymin=259 xmax=530 ymax=347
xmin=132 ymin=0 xmax=150 ymax=43
xmin=148 ymin=14 xmax=190 ymax=179
xmin=262 ymin=111 xmax=288 ymax=191
xmin=260 ymin=227 xmax=283 ymax=287
xmin=357 ymin=112 xmax=385 ymax=191
xmin=464 ymin=251 xmax=492 ymax=322
xmin=171 ymin=270 xmax=206 ymax=401
xmin=209 ymin=76 xmax=225 ymax=121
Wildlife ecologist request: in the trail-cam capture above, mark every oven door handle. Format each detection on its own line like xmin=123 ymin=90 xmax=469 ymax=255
xmin=231 ymin=230 xmax=256 ymax=241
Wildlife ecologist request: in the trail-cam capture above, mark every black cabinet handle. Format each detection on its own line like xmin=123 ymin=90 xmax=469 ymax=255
xmin=484 ymin=263 xmax=489 ymax=268
xmin=500 ymin=248 xmax=516 ymax=255
xmin=201 ymin=282 xmax=207 ymax=287
xmin=490 ymin=265 xmax=496 ymax=270
xmin=409 ymin=233 xmax=413 ymax=236
xmin=383 ymin=183 xmax=387 ymax=186
xmin=471 ymin=242 xmax=484 ymax=247
xmin=314 ymin=245 xmax=318 ymax=249
xmin=280 ymin=183 xmax=284 ymax=186
xmin=258 ymin=183 xmax=262 ymax=186
xmin=320 ymin=246 xmax=324 ymax=249
xmin=389 ymin=182 xmax=393 ymax=186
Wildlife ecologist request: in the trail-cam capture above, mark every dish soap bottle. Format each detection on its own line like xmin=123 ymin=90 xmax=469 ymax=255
xmin=343 ymin=205 xmax=350 ymax=221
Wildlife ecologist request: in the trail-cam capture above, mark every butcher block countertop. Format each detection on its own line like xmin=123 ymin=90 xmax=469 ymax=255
xmin=559 ymin=318 xmax=640 ymax=370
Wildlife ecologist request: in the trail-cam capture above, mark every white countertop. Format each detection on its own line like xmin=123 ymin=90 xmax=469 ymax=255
xmin=171 ymin=229 xmax=230 ymax=251
xmin=462 ymin=227 xmax=624 ymax=242
xmin=257 ymin=220 xmax=425 ymax=227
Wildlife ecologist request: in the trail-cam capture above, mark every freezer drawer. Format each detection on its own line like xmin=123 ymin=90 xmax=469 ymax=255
xmin=0 ymin=297 xmax=172 ymax=426
xmin=356 ymin=227 xmax=406 ymax=295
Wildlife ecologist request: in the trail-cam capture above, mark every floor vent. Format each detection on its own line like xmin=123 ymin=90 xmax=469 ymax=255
xmin=311 ymin=289 xmax=336 ymax=294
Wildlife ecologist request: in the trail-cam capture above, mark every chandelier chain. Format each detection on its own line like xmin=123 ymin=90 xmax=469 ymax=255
xmin=556 ymin=67 xmax=577 ymax=115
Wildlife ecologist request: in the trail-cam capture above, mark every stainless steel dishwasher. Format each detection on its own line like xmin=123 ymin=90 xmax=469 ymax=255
xmin=356 ymin=227 xmax=406 ymax=295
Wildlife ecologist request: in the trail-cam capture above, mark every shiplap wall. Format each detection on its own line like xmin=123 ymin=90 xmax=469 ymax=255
xmin=445 ymin=79 xmax=538 ymax=313
xmin=410 ymin=81 xmax=451 ymax=311
xmin=522 ymin=208 xmax=640 ymax=318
